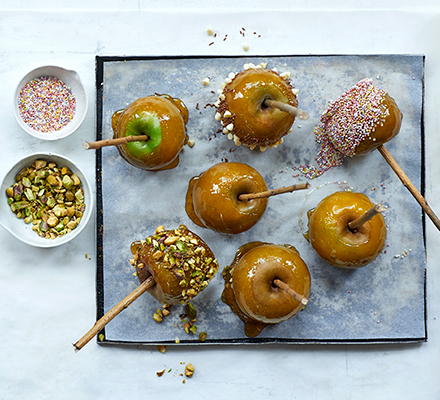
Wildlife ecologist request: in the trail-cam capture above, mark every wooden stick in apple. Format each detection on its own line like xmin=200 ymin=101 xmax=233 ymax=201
xmin=348 ymin=203 xmax=387 ymax=231
xmin=273 ymin=278 xmax=309 ymax=305
xmin=263 ymin=99 xmax=309 ymax=120
xmin=73 ymin=276 xmax=155 ymax=351
xmin=377 ymin=144 xmax=440 ymax=231
xmin=83 ymin=135 xmax=149 ymax=150
xmin=238 ymin=182 xmax=311 ymax=201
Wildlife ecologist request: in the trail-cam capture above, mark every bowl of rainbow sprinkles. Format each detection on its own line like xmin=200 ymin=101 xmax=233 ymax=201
xmin=14 ymin=65 xmax=87 ymax=140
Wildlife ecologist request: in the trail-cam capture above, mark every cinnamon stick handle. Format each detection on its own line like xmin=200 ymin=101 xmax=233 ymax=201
xmin=348 ymin=203 xmax=387 ymax=231
xmin=83 ymin=135 xmax=149 ymax=150
xmin=73 ymin=276 xmax=155 ymax=351
xmin=377 ymin=144 xmax=440 ymax=231
xmin=238 ymin=182 xmax=310 ymax=201
xmin=273 ymin=279 xmax=308 ymax=305
xmin=263 ymin=99 xmax=309 ymax=120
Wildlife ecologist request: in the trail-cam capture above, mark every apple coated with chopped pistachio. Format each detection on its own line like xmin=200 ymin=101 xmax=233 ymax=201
xmin=130 ymin=225 xmax=219 ymax=305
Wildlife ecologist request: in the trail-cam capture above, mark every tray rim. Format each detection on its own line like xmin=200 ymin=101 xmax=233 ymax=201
xmin=94 ymin=54 xmax=427 ymax=347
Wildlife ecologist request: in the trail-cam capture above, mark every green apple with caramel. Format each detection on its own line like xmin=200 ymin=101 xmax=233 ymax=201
xmin=112 ymin=95 xmax=188 ymax=171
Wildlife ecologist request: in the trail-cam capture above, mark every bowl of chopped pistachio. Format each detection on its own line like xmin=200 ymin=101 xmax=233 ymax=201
xmin=0 ymin=152 xmax=93 ymax=247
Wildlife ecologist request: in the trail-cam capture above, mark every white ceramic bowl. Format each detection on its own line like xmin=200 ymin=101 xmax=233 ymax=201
xmin=0 ymin=152 xmax=93 ymax=248
xmin=14 ymin=66 xmax=87 ymax=140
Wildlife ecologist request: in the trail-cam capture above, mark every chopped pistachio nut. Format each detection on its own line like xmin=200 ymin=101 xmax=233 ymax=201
xmin=5 ymin=159 xmax=86 ymax=239
xmin=185 ymin=363 xmax=195 ymax=377
xmin=157 ymin=345 xmax=167 ymax=353
xmin=185 ymin=303 xmax=197 ymax=320
xmin=199 ymin=332 xmax=207 ymax=342
xmin=156 ymin=369 xmax=165 ymax=377
xmin=153 ymin=313 xmax=163 ymax=323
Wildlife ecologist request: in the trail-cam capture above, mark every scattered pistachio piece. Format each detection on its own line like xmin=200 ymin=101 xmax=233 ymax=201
xmin=157 ymin=345 xmax=167 ymax=353
xmin=185 ymin=363 xmax=195 ymax=377
xmin=156 ymin=369 xmax=165 ymax=377
xmin=185 ymin=303 xmax=197 ymax=320
xmin=153 ymin=313 xmax=163 ymax=323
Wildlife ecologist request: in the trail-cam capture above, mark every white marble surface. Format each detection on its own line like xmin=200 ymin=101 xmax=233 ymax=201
xmin=1 ymin=2 xmax=440 ymax=399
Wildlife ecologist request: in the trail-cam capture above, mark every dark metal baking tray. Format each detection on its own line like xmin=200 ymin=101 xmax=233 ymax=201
xmin=95 ymin=54 xmax=426 ymax=346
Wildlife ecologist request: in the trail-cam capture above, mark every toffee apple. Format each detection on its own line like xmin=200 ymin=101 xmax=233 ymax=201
xmin=112 ymin=95 xmax=188 ymax=171
xmin=74 ymin=225 xmax=218 ymax=351
xmin=215 ymin=63 xmax=307 ymax=151
xmin=222 ymin=241 xmax=311 ymax=337
xmin=185 ymin=162 xmax=268 ymax=234
xmin=304 ymin=78 xmax=403 ymax=179
xmin=306 ymin=191 xmax=387 ymax=268
xmin=130 ymin=225 xmax=219 ymax=305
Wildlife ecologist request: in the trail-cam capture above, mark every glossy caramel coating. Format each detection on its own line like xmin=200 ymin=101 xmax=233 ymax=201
xmin=112 ymin=95 xmax=188 ymax=171
xmin=130 ymin=225 xmax=218 ymax=305
xmin=185 ymin=162 xmax=268 ymax=234
xmin=222 ymin=242 xmax=311 ymax=337
xmin=306 ymin=191 xmax=387 ymax=268
xmin=354 ymin=93 xmax=402 ymax=154
xmin=217 ymin=68 xmax=298 ymax=147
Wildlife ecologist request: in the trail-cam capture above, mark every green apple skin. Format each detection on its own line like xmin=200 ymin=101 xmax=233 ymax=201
xmin=112 ymin=95 xmax=187 ymax=171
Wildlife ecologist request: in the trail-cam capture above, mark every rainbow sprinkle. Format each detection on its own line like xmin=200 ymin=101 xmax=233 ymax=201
xmin=18 ymin=76 xmax=76 ymax=132
xmin=301 ymin=79 xmax=388 ymax=179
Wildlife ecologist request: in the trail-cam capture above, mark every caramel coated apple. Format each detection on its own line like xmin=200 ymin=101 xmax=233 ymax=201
xmin=185 ymin=162 xmax=268 ymax=234
xmin=222 ymin=241 xmax=311 ymax=337
xmin=130 ymin=225 xmax=218 ymax=305
xmin=215 ymin=63 xmax=298 ymax=151
xmin=112 ymin=95 xmax=188 ymax=171
xmin=306 ymin=191 xmax=387 ymax=268
xmin=304 ymin=78 xmax=403 ymax=179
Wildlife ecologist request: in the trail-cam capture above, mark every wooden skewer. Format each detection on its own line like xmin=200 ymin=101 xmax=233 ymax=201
xmin=238 ymin=182 xmax=311 ymax=201
xmin=377 ymin=144 xmax=440 ymax=231
xmin=348 ymin=203 xmax=387 ymax=231
xmin=263 ymin=99 xmax=309 ymax=120
xmin=273 ymin=279 xmax=308 ymax=305
xmin=73 ymin=276 xmax=155 ymax=351
xmin=83 ymin=135 xmax=149 ymax=150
